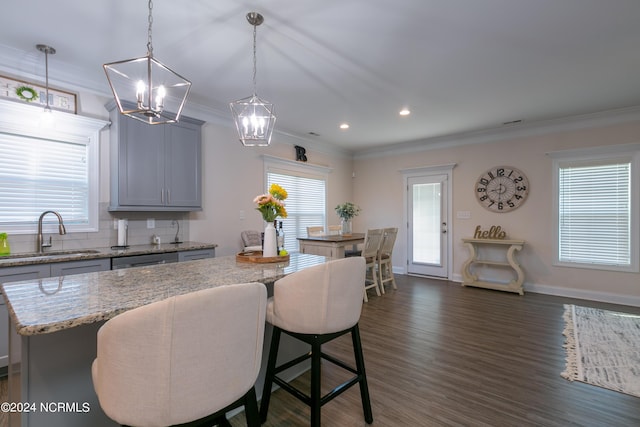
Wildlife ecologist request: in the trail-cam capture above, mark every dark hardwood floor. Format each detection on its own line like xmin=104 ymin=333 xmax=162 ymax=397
xmin=232 ymin=275 xmax=640 ymax=427
xmin=1 ymin=275 xmax=638 ymax=427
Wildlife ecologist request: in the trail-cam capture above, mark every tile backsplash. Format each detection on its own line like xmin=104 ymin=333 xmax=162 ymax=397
xmin=4 ymin=203 xmax=190 ymax=254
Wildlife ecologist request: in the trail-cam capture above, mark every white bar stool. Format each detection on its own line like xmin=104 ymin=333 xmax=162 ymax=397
xmin=259 ymin=257 xmax=373 ymax=427
xmin=92 ymin=283 xmax=267 ymax=427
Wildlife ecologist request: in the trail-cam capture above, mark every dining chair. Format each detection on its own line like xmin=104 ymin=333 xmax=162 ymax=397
xmin=92 ymin=282 xmax=267 ymax=427
xmin=377 ymin=227 xmax=398 ymax=293
xmin=306 ymin=226 xmax=325 ymax=237
xmin=259 ymin=257 xmax=373 ymax=427
xmin=362 ymin=228 xmax=384 ymax=302
xmin=327 ymin=225 xmax=342 ymax=235
xmin=241 ymin=229 xmax=262 ymax=251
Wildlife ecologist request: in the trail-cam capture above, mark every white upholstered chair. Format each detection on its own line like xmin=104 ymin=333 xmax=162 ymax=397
xmin=241 ymin=229 xmax=262 ymax=251
xmin=377 ymin=227 xmax=398 ymax=293
xmin=259 ymin=257 xmax=373 ymax=427
xmin=92 ymin=282 xmax=267 ymax=427
xmin=306 ymin=226 xmax=325 ymax=237
xmin=362 ymin=228 xmax=384 ymax=302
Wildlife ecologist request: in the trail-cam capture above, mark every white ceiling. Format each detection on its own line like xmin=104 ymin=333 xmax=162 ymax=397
xmin=1 ymin=0 xmax=640 ymax=153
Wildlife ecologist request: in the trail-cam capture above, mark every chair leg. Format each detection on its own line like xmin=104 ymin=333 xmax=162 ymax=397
xmin=373 ymin=267 xmax=381 ymax=296
xmin=352 ymin=325 xmax=373 ymax=424
xmin=243 ymin=387 xmax=260 ymax=427
xmin=377 ymin=261 xmax=386 ymax=294
xmin=365 ymin=263 xmax=381 ymax=299
xmin=310 ymin=339 xmax=322 ymax=427
xmin=259 ymin=327 xmax=281 ymax=423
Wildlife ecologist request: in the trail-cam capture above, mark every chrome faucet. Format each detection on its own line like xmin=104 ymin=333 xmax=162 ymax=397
xmin=37 ymin=211 xmax=66 ymax=253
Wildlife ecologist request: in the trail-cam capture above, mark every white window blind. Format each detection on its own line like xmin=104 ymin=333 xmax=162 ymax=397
xmin=558 ymin=160 xmax=630 ymax=267
xmin=267 ymin=170 xmax=326 ymax=253
xmin=0 ymin=133 xmax=91 ymax=231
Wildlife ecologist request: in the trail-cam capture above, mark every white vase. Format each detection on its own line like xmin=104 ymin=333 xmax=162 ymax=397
xmin=263 ymin=222 xmax=278 ymax=257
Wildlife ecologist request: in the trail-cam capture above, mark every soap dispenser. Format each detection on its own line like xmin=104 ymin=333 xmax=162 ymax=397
xmin=0 ymin=232 xmax=10 ymax=256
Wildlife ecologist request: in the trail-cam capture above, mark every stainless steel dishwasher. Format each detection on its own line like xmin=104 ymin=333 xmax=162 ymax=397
xmin=111 ymin=252 xmax=179 ymax=269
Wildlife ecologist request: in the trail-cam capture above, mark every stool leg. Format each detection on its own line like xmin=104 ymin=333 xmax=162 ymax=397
xmin=310 ymin=338 xmax=322 ymax=427
xmin=244 ymin=387 xmax=260 ymax=427
xmin=259 ymin=327 xmax=281 ymax=423
xmin=352 ymin=325 xmax=373 ymax=424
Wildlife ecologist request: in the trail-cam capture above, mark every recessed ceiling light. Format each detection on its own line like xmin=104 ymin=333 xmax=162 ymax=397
xmin=399 ymin=108 xmax=411 ymax=116
xmin=339 ymin=123 xmax=350 ymax=130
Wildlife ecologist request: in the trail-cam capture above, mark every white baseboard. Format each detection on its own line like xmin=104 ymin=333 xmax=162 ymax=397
xmin=449 ymin=273 xmax=640 ymax=307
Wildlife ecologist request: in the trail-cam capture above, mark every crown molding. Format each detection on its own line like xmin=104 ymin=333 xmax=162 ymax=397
xmin=354 ymin=105 xmax=640 ymax=160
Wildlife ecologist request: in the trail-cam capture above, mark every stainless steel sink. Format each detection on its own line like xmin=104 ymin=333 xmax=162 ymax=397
xmin=1 ymin=249 xmax=102 ymax=261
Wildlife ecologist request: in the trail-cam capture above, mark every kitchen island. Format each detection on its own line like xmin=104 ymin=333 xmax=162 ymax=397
xmin=2 ymin=252 xmax=329 ymax=427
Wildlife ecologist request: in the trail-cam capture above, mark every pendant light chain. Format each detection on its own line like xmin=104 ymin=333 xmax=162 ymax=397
xmin=44 ymin=48 xmax=50 ymax=109
xmin=147 ymin=0 xmax=154 ymax=55
xmin=252 ymin=22 xmax=257 ymax=96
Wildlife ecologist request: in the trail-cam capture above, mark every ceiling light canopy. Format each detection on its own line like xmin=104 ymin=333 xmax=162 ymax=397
xmin=103 ymin=0 xmax=191 ymax=125
xmin=230 ymin=12 xmax=276 ymax=147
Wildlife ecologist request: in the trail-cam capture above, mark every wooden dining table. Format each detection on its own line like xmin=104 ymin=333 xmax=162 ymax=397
xmin=297 ymin=233 xmax=365 ymax=258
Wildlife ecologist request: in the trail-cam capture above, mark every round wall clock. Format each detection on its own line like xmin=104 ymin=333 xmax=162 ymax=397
xmin=475 ymin=166 xmax=529 ymax=212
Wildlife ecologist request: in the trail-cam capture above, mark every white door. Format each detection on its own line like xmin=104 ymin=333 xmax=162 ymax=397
xmin=407 ymin=174 xmax=448 ymax=277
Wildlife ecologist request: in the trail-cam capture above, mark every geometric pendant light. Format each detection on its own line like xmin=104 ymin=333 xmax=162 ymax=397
xmin=230 ymin=12 xmax=276 ymax=146
xmin=103 ymin=0 xmax=191 ymax=125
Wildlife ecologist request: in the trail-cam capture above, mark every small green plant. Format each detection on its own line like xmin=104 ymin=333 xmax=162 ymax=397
xmin=335 ymin=202 xmax=361 ymax=220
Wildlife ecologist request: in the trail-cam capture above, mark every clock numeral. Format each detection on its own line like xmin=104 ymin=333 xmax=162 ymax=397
xmin=487 ymin=201 xmax=495 ymax=207
xmin=477 ymin=188 xmax=486 ymax=192
xmin=479 ymin=195 xmax=488 ymax=201
xmin=497 ymin=168 xmax=504 ymax=176
xmin=479 ymin=178 xmax=489 ymax=186
xmin=488 ymin=171 xmax=495 ymax=179
xmin=514 ymin=194 xmax=523 ymax=200
xmin=516 ymin=185 xmax=527 ymax=192
xmin=507 ymin=200 xmax=515 ymax=208
xmin=498 ymin=202 xmax=503 ymax=210
xmin=514 ymin=176 xmax=523 ymax=183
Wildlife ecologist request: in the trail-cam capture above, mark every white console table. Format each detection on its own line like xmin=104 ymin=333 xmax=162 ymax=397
xmin=461 ymin=238 xmax=525 ymax=295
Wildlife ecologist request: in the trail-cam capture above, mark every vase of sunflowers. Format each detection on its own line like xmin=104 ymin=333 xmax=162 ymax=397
xmin=254 ymin=184 xmax=288 ymax=257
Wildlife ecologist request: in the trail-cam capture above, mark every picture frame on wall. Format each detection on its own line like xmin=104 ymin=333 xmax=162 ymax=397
xmin=0 ymin=74 xmax=77 ymax=114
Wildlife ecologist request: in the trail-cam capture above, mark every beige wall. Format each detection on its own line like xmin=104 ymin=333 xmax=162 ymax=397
xmin=188 ymin=122 xmax=354 ymax=257
xmin=6 ymin=84 xmax=639 ymax=305
xmin=353 ymin=120 xmax=640 ymax=305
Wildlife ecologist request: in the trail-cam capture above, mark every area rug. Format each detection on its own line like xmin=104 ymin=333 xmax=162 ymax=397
xmin=562 ymin=304 xmax=640 ymax=397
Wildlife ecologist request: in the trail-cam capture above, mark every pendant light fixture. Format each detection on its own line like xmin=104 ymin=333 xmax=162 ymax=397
xmin=230 ymin=12 xmax=276 ymax=146
xmin=36 ymin=44 xmax=55 ymax=124
xmin=103 ymin=0 xmax=191 ymax=124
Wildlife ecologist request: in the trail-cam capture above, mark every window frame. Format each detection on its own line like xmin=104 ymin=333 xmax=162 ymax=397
xmin=263 ymin=155 xmax=331 ymax=253
xmin=0 ymin=100 xmax=107 ymax=234
xmin=549 ymin=143 xmax=640 ymax=273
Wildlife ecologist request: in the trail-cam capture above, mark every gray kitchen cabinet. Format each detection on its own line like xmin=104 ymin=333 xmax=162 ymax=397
xmin=0 ymin=264 xmax=51 ymax=372
xmin=107 ymin=101 xmax=204 ymax=211
xmin=177 ymin=248 xmax=216 ymax=262
xmin=0 ymin=260 xmax=110 ymax=372
xmin=50 ymin=258 xmax=111 ymax=276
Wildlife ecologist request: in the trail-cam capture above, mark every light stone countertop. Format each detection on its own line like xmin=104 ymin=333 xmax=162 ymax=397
xmin=0 ymin=241 xmax=218 ymax=268
xmin=1 ymin=252 xmax=328 ymax=336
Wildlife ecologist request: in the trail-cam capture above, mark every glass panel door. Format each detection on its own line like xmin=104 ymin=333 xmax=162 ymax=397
xmin=407 ymin=175 xmax=448 ymax=277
